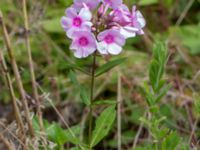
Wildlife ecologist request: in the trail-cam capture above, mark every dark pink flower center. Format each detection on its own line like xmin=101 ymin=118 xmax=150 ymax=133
xmin=73 ymin=17 xmax=82 ymax=27
xmin=104 ymin=34 xmax=114 ymax=44
xmin=79 ymin=37 xmax=89 ymax=46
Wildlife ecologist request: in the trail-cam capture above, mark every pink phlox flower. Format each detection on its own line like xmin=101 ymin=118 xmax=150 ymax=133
xmin=120 ymin=6 xmax=146 ymax=39
xmin=61 ymin=7 xmax=93 ymax=38
xmin=70 ymin=31 xmax=97 ymax=58
xmin=73 ymin=0 xmax=101 ymax=11
xmin=130 ymin=6 xmax=146 ymax=34
xmin=102 ymin=0 xmax=122 ymax=9
xmin=110 ymin=4 xmax=131 ymax=26
xmin=97 ymin=29 xmax=125 ymax=55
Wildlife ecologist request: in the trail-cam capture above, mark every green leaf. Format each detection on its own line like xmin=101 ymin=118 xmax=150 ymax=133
xmin=59 ymin=0 xmax=73 ymax=6
xmin=194 ymin=95 xmax=200 ymax=116
xmin=149 ymin=42 xmax=167 ymax=92
xmin=46 ymin=123 xmax=81 ymax=145
xmin=68 ymin=70 xmax=79 ymax=85
xmin=161 ymin=132 xmax=180 ymax=150
xmin=92 ymin=100 xmax=117 ymax=106
xmin=66 ymin=64 xmax=91 ymax=75
xmin=149 ymin=60 xmax=160 ymax=91
xmin=138 ymin=0 xmax=158 ymax=6
xmin=95 ymin=58 xmax=126 ymax=77
xmin=90 ymin=106 xmax=116 ymax=147
xmin=155 ymin=84 xmax=171 ymax=103
xmin=142 ymin=82 xmax=154 ymax=106
xmin=80 ymin=86 xmax=90 ymax=106
xmin=169 ymin=25 xmax=200 ymax=55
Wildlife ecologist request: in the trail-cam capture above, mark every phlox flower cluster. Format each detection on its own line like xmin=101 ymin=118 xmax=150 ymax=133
xmin=61 ymin=0 xmax=146 ymax=58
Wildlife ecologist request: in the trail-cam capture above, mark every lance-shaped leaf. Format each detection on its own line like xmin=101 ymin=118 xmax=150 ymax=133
xmin=90 ymin=105 xmax=116 ymax=147
xmin=92 ymin=100 xmax=117 ymax=106
xmin=95 ymin=58 xmax=126 ymax=77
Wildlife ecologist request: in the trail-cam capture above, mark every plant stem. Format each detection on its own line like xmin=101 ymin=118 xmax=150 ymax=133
xmin=0 ymin=11 xmax=35 ymax=137
xmin=89 ymin=52 xmax=96 ymax=148
xmin=22 ymin=0 xmax=44 ymax=131
xmin=0 ymin=133 xmax=15 ymax=150
xmin=117 ymin=72 xmax=122 ymax=150
xmin=0 ymin=49 xmax=25 ymax=135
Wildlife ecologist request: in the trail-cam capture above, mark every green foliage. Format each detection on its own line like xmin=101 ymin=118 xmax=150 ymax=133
xmin=46 ymin=123 xmax=81 ymax=146
xmin=80 ymin=85 xmax=91 ymax=106
xmin=42 ymin=18 xmax=63 ymax=33
xmin=142 ymin=42 xmax=171 ymax=106
xmin=90 ymin=105 xmax=116 ymax=147
xmin=68 ymin=70 xmax=90 ymax=106
xmin=194 ymin=95 xmax=200 ymax=117
xmin=66 ymin=63 xmax=91 ymax=75
xmin=149 ymin=42 xmax=167 ymax=92
xmin=92 ymin=100 xmax=117 ymax=106
xmin=95 ymin=57 xmax=126 ymax=77
xmin=58 ymin=0 xmax=73 ymax=6
xmin=140 ymin=41 xmax=182 ymax=149
xmin=0 ymin=0 xmax=199 ymax=149
xmin=33 ymin=117 xmax=87 ymax=149
xmin=161 ymin=132 xmax=180 ymax=150
xmin=138 ymin=0 xmax=158 ymax=6
xmin=169 ymin=25 xmax=200 ymax=55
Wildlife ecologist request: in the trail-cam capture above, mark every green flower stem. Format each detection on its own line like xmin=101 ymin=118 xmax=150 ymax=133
xmin=89 ymin=52 xmax=97 ymax=149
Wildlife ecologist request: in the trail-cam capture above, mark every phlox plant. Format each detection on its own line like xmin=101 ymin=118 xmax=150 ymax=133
xmin=0 ymin=0 xmax=196 ymax=149
xmin=59 ymin=0 xmax=146 ymax=149
xmin=61 ymin=0 xmax=145 ymax=58
xmin=140 ymin=42 xmax=182 ymax=150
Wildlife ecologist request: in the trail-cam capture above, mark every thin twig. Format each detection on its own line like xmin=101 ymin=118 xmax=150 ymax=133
xmin=132 ymin=112 xmax=147 ymax=149
xmin=22 ymin=0 xmax=44 ymax=131
xmin=46 ymin=97 xmax=85 ymax=150
xmin=189 ymin=119 xmax=198 ymax=146
xmin=117 ymin=72 xmax=122 ymax=150
xmin=0 ymin=133 xmax=15 ymax=150
xmin=37 ymin=82 xmax=85 ymax=149
xmin=0 ymin=49 xmax=25 ymax=135
xmin=0 ymin=10 xmax=35 ymax=137
xmin=176 ymin=0 xmax=195 ymax=25
xmin=0 ymin=122 xmax=26 ymax=148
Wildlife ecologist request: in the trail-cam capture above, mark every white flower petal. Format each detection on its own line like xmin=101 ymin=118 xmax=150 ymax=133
xmin=136 ymin=11 xmax=146 ymax=28
xmin=79 ymin=8 xmax=92 ymax=21
xmin=124 ymin=26 xmax=138 ymax=32
xmin=83 ymin=21 xmax=93 ymax=27
xmin=74 ymin=50 xmax=83 ymax=58
xmin=97 ymin=42 xmax=109 ymax=55
xmin=66 ymin=28 xmax=75 ymax=39
xmin=61 ymin=17 xmax=72 ymax=29
xmin=120 ymin=27 xmax=136 ymax=39
xmin=108 ymin=43 xmax=122 ymax=55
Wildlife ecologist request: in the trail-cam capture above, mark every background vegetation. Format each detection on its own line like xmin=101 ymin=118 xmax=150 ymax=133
xmin=0 ymin=0 xmax=200 ymax=149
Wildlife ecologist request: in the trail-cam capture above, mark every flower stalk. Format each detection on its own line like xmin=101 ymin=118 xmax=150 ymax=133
xmin=89 ymin=52 xmax=97 ymax=147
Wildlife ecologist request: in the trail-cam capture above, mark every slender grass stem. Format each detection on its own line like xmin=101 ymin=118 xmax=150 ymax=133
xmin=0 ymin=133 xmax=15 ymax=150
xmin=22 ymin=0 xmax=44 ymax=131
xmin=117 ymin=72 xmax=122 ymax=150
xmin=89 ymin=52 xmax=97 ymax=149
xmin=0 ymin=50 xmax=25 ymax=137
xmin=0 ymin=11 xmax=35 ymax=137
